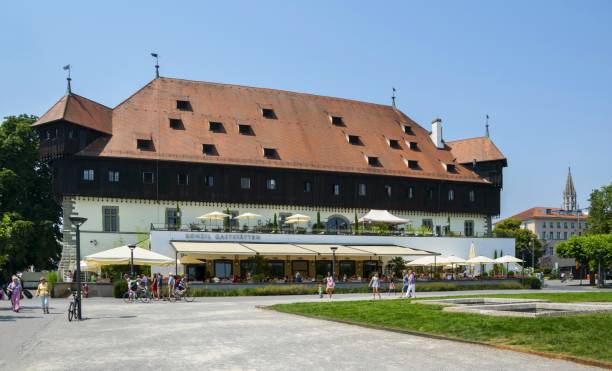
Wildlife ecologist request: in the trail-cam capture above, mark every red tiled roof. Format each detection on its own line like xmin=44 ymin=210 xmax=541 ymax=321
xmin=505 ymin=207 xmax=586 ymax=221
xmin=447 ymin=136 xmax=506 ymax=164
xmin=33 ymin=94 xmax=112 ymax=135
xmin=36 ymin=77 xmax=505 ymax=183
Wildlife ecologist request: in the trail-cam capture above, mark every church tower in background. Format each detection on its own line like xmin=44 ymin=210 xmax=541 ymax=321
xmin=562 ymin=167 xmax=577 ymax=211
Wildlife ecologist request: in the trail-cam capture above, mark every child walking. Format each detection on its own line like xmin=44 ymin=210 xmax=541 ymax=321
xmin=36 ymin=277 xmax=50 ymax=314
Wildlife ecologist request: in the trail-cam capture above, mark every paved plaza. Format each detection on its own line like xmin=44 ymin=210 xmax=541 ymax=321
xmin=2 ymin=287 xmax=604 ymax=371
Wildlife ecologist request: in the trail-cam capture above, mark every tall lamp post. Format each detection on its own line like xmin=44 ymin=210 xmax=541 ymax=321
xmin=69 ymin=216 xmax=87 ymax=321
xmin=128 ymin=244 xmax=137 ymax=277
xmin=330 ymin=246 xmax=338 ymax=279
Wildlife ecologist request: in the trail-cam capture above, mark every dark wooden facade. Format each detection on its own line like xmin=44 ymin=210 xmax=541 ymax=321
xmin=37 ymin=122 xmax=503 ymax=216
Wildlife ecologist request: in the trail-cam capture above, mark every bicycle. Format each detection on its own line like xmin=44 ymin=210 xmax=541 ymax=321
xmin=67 ymin=290 xmax=79 ymax=322
xmin=123 ymin=287 xmax=151 ymax=303
xmin=169 ymin=286 xmax=195 ymax=303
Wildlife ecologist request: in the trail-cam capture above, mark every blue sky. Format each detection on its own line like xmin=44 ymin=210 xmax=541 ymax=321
xmin=1 ymin=1 xmax=610 ymax=219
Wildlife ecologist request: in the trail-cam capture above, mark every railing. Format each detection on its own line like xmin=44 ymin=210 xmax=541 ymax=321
xmin=149 ymin=223 xmax=494 ymax=238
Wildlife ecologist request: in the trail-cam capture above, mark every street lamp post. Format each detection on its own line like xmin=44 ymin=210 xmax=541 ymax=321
xmin=330 ymin=246 xmax=338 ymax=279
xmin=531 ymin=237 xmax=535 ymax=272
xmin=128 ymin=244 xmax=136 ymax=277
xmin=69 ymin=216 xmax=87 ymax=321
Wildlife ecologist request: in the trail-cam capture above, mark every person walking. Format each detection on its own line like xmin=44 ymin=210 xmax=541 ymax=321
xmin=36 ymin=277 xmax=50 ymax=314
xmin=388 ymin=275 xmax=396 ymax=296
xmin=369 ymin=272 xmax=382 ymax=300
xmin=151 ymin=273 xmax=158 ymax=300
xmin=7 ymin=275 xmax=22 ymax=312
xmin=400 ymin=270 xmax=409 ymax=298
xmin=407 ymin=270 xmax=416 ymax=298
xmin=325 ymin=272 xmax=335 ymax=300
xmin=156 ymin=273 xmax=163 ymax=300
xmin=167 ymin=274 xmax=175 ymax=299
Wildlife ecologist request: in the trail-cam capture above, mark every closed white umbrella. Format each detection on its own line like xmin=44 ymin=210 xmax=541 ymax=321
xmin=233 ymin=212 xmax=262 ymax=230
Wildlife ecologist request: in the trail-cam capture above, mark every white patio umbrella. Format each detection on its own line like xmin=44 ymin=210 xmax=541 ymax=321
xmin=468 ymin=241 xmax=477 ymax=277
xmin=285 ymin=214 xmax=311 ymax=230
xmin=358 ymin=209 xmax=409 ymax=225
xmin=233 ymin=212 xmax=262 ymax=230
xmin=443 ymin=255 xmax=467 ymax=277
xmin=495 ymin=255 xmax=524 ymax=278
xmin=466 ymin=256 xmax=495 ymax=279
xmin=80 ymin=260 xmax=99 ymax=273
xmin=197 ymin=211 xmax=231 ymax=230
xmin=83 ymin=245 xmax=175 ymax=266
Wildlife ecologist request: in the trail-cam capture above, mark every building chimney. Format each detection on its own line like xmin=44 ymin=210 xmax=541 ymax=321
xmin=430 ymin=118 xmax=444 ymax=149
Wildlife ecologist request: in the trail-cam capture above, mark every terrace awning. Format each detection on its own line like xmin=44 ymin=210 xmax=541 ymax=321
xmin=242 ymin=243 xmax=317 ymax=256
xmin=346 ymin=245 xmax=433 ymax=256
xmin=171 ymin=242 xmax=256 ymax=256
xmin=293 ymin=244 xmax=374 ymax=256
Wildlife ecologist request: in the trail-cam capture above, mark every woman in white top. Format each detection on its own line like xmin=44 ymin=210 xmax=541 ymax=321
xmin=369 ymin=272 xmax=382 ymax=300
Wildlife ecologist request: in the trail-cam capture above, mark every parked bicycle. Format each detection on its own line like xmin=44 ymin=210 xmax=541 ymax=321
xmin=67 ymin=290 xmax=79 ymax=322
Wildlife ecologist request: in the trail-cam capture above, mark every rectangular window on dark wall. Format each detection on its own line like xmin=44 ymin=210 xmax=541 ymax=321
xmin=177 ymin=173 xmax=189 ymax=185
xmin=358 ymin=183 xmax=366 ymax=196
xmin=303 ymin=181 xmax=312 ymax=193
xmin=464 ymin=220 xmax=474 ymax=237
xmin=333 ymin=184 xmax=340 ymax=196
xmin=83 ymin=169 xmax=94 ymax=181
xmin=204 ymin=175 xmax=214 ymax=187
xmin=406 ymin=186 xmax=414 ymax=199
xmin=384 ymin=185 xmax=392 ymax=197
xmin=102 ymin=206 xmax=119 ymax=232
xmin=469 ymin=190 xmax=475 ymax=202
xmin=108 ymin=171 xmax=120 ymax=183
xmin=142 ymin=172 xmax=154 ymax=184
xmin=241 ymin=177 xmax=251 ymax=189
xmin=266 ymin=179 xmax=277 ymax=190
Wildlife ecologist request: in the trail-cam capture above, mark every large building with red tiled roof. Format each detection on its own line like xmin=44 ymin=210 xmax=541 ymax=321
xmin=33 ymin=76 xmax=507 ymax=272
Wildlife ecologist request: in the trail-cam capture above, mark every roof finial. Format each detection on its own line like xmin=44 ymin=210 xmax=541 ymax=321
xmin=485 ymin=114 xmax=490 ymax=138
xmin=63 ymin=64 xmax=72 ymax=95
xmin=151 ymin=53 xmax=160 ymax=78
xmin=391 ymin=87 xmax=396 ymax=108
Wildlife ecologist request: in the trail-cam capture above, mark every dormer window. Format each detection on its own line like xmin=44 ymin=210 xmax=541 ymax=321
xmin=445 ymin=163 xmax=457 ymax=173
xmin=169 ymin=118 xmax=183 ymax=129
xmin=202 ymin=144 xmax=218 ymax=156
xmin=137 ymin=139 xmax=154 ymax=151
xmin=388 ymin=139 xmax=401 ymax=149
xmin=262 ymin=108 xmax=277 ymax=119
xmin=403 ymin=125 xmax=414 ymax=135
xmin=331 ymin=116 xmax=345 ymax=126
xmin=407 ymin=141 xmax=418 ymax=150
xmin=176 ymin=100 xmax=192 ymax=111
xmin=348 ymin=135 xmax=362 ymax=145
xmin=209 ymin=121 xmax=224 ymax=133
xmin=367 ymin=156 xmax=381 ymax=167
xmin=263 ymin=147 xmax=279 ymax=159
xmin=405 ymin=159 xmax=420 ymax=170
xmin=239 ymin=124 xmax=254 ymax=135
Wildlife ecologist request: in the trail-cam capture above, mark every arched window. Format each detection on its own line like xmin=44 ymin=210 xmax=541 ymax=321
xmin=326 ymin=215 xmax=350 ymax=233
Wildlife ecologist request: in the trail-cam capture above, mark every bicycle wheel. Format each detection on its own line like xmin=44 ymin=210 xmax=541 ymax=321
xmin=183 ymin=290 xmax=195 ymax=302
xmin=123 ymin=292 xmax=132 ymax=303
xmin=67 ymin=302 xmax=74 ymax=322
xmin=138 ymin=291 xmax=151 ymax=303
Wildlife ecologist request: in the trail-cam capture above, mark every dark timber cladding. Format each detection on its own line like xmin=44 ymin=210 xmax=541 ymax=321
xmin=33 ymin=76 xmax=507 ymax=215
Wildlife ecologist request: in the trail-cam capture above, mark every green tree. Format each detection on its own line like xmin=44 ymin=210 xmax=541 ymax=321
xmin=385 ymin=256 xmax=406 ymax=278
xmin=354 ymin=212 xmax=359 ymax=234
xmin=494 ymin=218 xmax=541 ymax=267
xmin=0 ymin=115 xmax=62 ymax=282
xmin=558 ymin=234 xmax=612 ymax=287
xmin=587 ymin=184 xmax=612 ymax=234
xmin=493 ymin=218 xmax=521 ymax=237
xmin=272 ymin=213 xmax=278 ymax=232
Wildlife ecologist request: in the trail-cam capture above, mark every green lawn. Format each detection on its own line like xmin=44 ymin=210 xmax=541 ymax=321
xmin=414 ymin=291 xmax=612 ymax=303
xmin=270 ymin=292 xmax=612 ymax=364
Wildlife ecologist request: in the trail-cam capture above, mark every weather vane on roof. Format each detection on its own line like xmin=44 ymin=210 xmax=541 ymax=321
xmin=63 ymin=64 xmax=72 ymax=94
xmin=485 ymin=114 xmax=490 ymax=138
xmin=151 ymin=53 xmax=160 ymax=78
xmin=392 ymin=87 xmax=396 ymax=108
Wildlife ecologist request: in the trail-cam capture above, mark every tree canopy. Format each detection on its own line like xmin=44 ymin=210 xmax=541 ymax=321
xmin=0 ymin=115 xmax=62 ymax=282
xmin=493 ymin=218 xmax=542 ymax=267
xmin=587 ymin=183 xmax=612 ymax=234
xmin=557 ymin=233 xmax=612 ymax=286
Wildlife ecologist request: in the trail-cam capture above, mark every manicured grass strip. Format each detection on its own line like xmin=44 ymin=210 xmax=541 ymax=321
xmin=270 ymin=296 xmax=612 ymax=364
xmin=414 ymin=291 xmax=612 ymax=303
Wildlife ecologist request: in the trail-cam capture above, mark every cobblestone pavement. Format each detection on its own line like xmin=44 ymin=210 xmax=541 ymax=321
xmin=1 ymin=290 xmax=603 ymax=370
